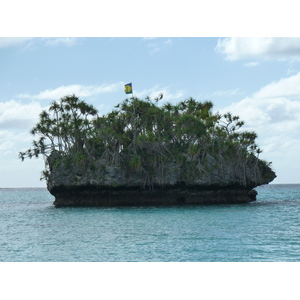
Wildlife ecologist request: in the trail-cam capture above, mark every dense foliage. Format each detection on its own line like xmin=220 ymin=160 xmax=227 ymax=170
xmin=19 ymin=94 xmax=269 ymax=185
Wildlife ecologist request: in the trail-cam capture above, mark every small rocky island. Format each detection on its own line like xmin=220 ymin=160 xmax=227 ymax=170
xmin=20 ymin=94 xmax=276 ymax=206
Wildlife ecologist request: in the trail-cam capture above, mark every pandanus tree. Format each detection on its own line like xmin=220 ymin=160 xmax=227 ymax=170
xmin=19 ymin=94 xmax=98 ymax=160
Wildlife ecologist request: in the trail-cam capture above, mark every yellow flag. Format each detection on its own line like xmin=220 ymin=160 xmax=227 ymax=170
xmin=124 ymin=83 xmax=132 ymax=94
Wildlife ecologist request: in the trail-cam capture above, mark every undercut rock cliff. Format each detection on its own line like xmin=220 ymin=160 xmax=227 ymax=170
xmin=47 ymin=152 xmax=276 ymax=207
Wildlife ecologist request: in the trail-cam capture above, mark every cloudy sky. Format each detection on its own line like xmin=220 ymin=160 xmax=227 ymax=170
xmin=1 ymin=36 xmax=300 ymax=187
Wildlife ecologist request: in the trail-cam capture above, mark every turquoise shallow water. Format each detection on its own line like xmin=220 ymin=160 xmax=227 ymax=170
xmin=0 ymin=184 xmax=300 ymax=262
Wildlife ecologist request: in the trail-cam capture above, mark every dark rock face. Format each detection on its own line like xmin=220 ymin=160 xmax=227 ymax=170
xmin=47 ymin=153 xmax=276 ymax=207
xmin=51 ymin=185 xmax=259 ymax=207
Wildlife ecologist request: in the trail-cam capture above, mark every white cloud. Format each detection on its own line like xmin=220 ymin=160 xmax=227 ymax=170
xmin=42 ymin=37 xmax=80 ymax=47
xmin=0 ymin=130 xmax=32 ymax=156
xmin=0 ymin=37 xmax=34 ymax=48
xmin=0 ymin=131 xmax=14 ymax=155
xmin=216 ymin=37 xmax=300 ymax=61
xmin=0 ymin=100 xmax=48 ymax=182
xmin=212 ymin=88 xmax=244 ymax=97
xmin=0 ymin=99 xmax=44 ymax=173
xmin=253 ymin=72 xmax=300 ymax=99
xmin=262 ymin=134 xmax=300 ymax=157
xmin=220 ymin=96 xmax=300 ymax=134
xmin=0 ymin=37 xmax=80 ymax=49
xmin=18 ymin=82 xmax=186 ymax=105
xmin=197 ymin=88 xmax=244 ymax=101
xmin=218 ymin=72 xmax=300 ymax=182
xmin=143 ymin=37 xmax=159 ymax=40
xmin=0 ymin=100 xmax=43 ymax=129
xmin=164 ymin=39 xmax=173 ymax=46
xmin=219 ymin=73 xmax=300 ymax=133
xmin=136 ymin=85 xmax=185 ymax=101
xmin=149 ymin=45 xmax=160 ymax=55
xmin=19 ymin=83 xmax=122 ymax=100
xmin=244 ymin=62 xmax=260 ymax=67
xmin=144 ymin=38 xmax=174 ymax=55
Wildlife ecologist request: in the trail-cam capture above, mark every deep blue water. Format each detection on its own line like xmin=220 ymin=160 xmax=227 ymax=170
xmin=0 ymin=184 xmax=300 ymax=262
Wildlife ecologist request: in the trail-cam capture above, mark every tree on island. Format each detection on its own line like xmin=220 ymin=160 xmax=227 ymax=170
xmin=19 ymin=94 xmax=272 ymax=187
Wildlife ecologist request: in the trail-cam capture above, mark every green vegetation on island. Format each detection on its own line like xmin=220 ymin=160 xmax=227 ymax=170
xmin=19 ymin=94 xmax=274 ymax=189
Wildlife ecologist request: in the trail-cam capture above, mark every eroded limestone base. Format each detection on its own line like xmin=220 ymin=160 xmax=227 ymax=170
xmin=51 ymin=185 xmax=257 ymax=207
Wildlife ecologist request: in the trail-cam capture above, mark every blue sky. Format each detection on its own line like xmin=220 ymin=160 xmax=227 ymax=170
xmin=2 ymin=37 xmax=300 ymax=187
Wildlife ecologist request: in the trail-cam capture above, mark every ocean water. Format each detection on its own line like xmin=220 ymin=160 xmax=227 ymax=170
xmin=0 ymin=184 xmax=300 ymax=262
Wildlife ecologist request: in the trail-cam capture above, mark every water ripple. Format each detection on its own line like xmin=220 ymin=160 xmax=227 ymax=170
xmin=0 ymin=186 xmax=300 ymax=261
